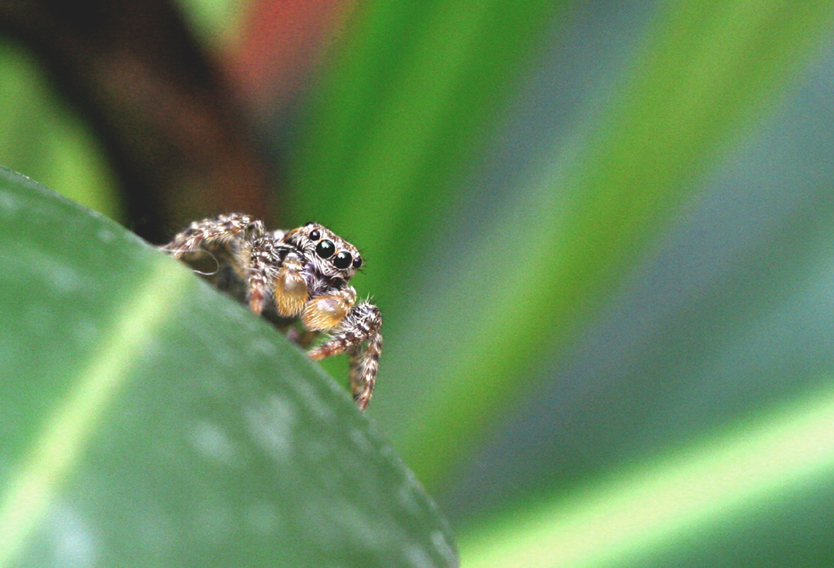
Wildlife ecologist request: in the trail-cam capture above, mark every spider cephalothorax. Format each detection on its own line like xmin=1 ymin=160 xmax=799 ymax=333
xmin=164 ymin=214 xmax=382 ymax=410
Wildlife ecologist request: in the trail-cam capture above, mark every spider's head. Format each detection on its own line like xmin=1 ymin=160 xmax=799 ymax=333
xmin=285 ymin=223 xmax=363 ymax=283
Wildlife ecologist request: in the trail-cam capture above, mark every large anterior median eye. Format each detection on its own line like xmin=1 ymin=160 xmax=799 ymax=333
xmin=316 ymin=239 xmax=334 ymax=258
xmin=333 ymin=251 xmax=353 ymax=269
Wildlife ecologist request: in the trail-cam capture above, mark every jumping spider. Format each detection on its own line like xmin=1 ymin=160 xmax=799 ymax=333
xmin=164 ymin=214 xmax=382 ymax=410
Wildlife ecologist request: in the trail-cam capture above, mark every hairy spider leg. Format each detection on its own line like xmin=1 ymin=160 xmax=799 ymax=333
xmin=245 ymin=236 xmax=281 ymax=314
xmin=309 ymin=302 xmax=382 ymax=410
xmin=167 ymin=213 xmax=264 ymax=258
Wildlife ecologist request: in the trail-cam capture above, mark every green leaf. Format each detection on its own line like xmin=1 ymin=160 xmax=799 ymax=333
xmin=0 ymin=168 xmax=456 ymax=567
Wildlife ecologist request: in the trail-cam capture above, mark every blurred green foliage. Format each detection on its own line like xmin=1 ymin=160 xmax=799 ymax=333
xmin=7 ymin=0 xmax=834 ymax=566
xmin=0 ymin=38 xmax=121 ymax=221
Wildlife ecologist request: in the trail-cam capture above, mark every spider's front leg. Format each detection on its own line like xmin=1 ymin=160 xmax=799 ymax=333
xmin=308 ymin=301 xmax=382 ymax=410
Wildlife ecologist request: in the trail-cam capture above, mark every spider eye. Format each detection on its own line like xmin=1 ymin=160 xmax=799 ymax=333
xmin=352 ymin=255 xmax=362 ymax=269
xmin=333 ymin=251 xmax=352 ymax=269
xmin=316 ymin=239 xmax=334 ymax=258
xmin=309 ymin=229 xmax=321 ymax=241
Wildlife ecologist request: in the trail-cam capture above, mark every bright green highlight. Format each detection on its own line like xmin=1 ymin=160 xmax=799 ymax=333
xmin=0 ymin=262 xmax=188 ymax=567
xmin=173 ymin=0 xmax=246 ymax=49
xmin=461 ymin=383 xmax=834 ymax=568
